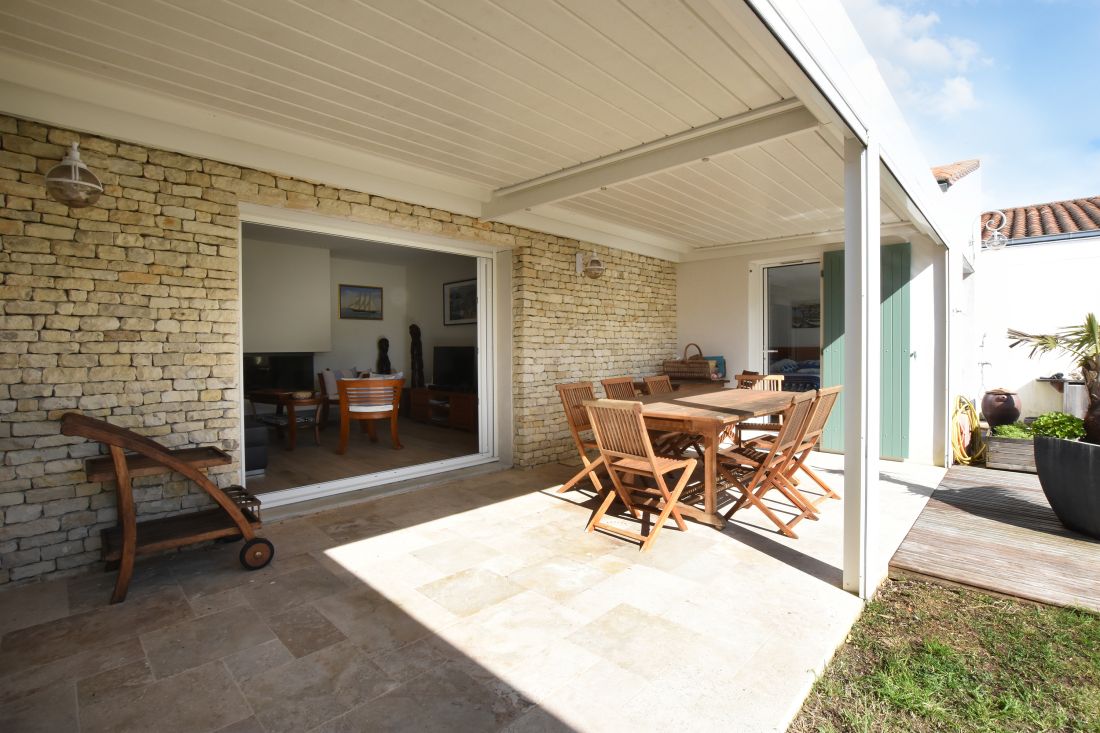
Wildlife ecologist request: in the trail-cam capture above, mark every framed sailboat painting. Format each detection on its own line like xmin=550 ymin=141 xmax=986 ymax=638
xmin=339 ymin=284 xmax=383 ymax=320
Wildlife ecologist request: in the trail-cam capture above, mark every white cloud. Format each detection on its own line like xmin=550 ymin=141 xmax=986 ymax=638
xmin=840 ymin=0 xmax=988 ymax=119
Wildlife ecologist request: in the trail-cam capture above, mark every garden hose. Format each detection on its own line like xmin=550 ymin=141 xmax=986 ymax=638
xmin=952 ymin=395 xmax=985 ymax=465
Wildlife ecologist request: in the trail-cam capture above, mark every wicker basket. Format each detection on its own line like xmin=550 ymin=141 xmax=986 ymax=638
xmin=662 ymin=343 xmax=714 ymax=380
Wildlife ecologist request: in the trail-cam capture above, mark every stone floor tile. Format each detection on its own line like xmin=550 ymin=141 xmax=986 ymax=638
xmin=502 ymin=706 xmax=578 ymax=733
xmin=79 ymin=661 xmax=251 ymax=733
xmin=370 ymin=637 xmax=453 ymax=684
xmin=76 ymin=657 xmax=154 ymax=707
xmin=312 ymin=513 xmax=398 ymax=545
xmin=239 ymin=639 xmax=397 ymax=733
xmin=66 ymin=561 xmax=178 ymax=614
xmin=222 ymin=638 xmax=295 ymax=684
xmin=0 ymin=681 xmax=78 ymax=733
xmin=313 ymin=586 xmax=434 ymax=656
xmin=314 ymin=659 xmax=532 ymax=733
xmin=239 ymin=564 xmax=347 ymax=620
xmin=0 ymin=586 xmax=191 ymax=674
xmin=523 ymin=658 xmax=648 ymax=733
xmin=410 ymin=537 xmax=501 ymax=575
xmin=0 ymin=637 xmax=144 ymax=706
xmin=415 ymin=567 xmax=526 ymax=617
xmin=266 ymin=603 xmax=346 ymax=658
xmin=0 ymin=577 xmax=68 ymax=637
xmin=507 ymin=556 xmax=610 ymax=602
xmin=141 ymin=604 xmax=276 ymax=678
xmin=188 ymin=587 xmax=249 ymax=617
xmin=215 ymin=716 xmax=266 ymax=733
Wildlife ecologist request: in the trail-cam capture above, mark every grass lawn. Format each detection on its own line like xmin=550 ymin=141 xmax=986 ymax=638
xmin=790 ymin=578 xmax=1100 ymax=733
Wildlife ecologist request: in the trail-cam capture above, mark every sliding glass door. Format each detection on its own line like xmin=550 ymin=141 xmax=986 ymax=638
xmin=763 ymin=262 xmax=822 ymax=392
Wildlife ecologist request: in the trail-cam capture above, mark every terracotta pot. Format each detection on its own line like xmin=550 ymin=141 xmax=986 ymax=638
xmin=981 ymin=389 xmax=1021 ymax=428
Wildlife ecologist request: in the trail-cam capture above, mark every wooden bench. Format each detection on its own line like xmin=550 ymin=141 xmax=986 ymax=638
xmin=61 ymin=413 xmax=273 ymax=604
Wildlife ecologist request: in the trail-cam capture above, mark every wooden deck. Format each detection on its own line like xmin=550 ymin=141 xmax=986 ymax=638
xmin=890 ymin=465 xmax=1100 ymax=612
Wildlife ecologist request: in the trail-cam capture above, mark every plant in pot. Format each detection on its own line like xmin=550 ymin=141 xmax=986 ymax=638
xmin=1008 ymin=313 xmax=1100 ymax=538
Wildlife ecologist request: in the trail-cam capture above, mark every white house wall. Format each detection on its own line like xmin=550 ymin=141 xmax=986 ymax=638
xmin=973 ymin=236 xmax=1100 ymax=418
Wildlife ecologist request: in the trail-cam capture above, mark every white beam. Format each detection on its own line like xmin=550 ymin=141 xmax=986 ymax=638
xmin=680 ymin=222 xmax=915 ymax=262
xmin=483 ymin=101 xmax=818 ymax=219
xmin=843 ymin=134 xmax=881 ymax=599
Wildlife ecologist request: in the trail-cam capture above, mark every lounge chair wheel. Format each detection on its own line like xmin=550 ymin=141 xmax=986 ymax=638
xmin=239 ymin=538 xmax=275 ymax=570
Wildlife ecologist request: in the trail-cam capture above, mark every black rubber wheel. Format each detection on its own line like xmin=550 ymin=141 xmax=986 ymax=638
xmin=239 ymin=537 xmax=275 ymax=570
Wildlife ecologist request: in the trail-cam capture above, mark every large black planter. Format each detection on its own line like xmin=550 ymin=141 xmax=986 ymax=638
xmin=1034 ymin=436 xmax=1100 ymax=539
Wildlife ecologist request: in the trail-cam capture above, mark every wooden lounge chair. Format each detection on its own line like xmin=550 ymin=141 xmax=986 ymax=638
xmin=60 ymin=412 xmax=271 ymax=604
xmin=584 ymin=399 xmax=697 ymax=551
xmin=554 ymin=382 xmax=607 ymax=494
xmin=716 ymin=390 xmax=816 ymax=538
xmin=336 ymin=378 xmax=404 ymax=454
xmin=745 ymin=386 xmax=843 ymax=507
xmin=601 ymin=376 xmax=638 ymax=400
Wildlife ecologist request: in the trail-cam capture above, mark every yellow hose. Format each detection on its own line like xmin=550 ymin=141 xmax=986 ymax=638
xmin=951 ymin=395 xmax=985 ymax=465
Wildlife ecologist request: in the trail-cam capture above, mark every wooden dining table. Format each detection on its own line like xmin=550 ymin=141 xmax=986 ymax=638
xmin=636 ymin=385 xmax=794 ymax=529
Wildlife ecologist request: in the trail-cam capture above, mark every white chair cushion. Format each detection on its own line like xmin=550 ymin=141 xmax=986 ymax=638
xmin=349 ymin=404 xmax=393 ymax=414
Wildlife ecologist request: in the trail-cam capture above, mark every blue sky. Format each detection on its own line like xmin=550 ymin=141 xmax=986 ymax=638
xmin=840 ymin=0 xmax=1100 ymax=210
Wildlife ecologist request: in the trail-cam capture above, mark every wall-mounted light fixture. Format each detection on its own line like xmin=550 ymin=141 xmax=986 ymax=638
xmin=45 ymin=143 xmax=102 ymax=208
xmin=576 ymin=252 xmax=605 ymax=279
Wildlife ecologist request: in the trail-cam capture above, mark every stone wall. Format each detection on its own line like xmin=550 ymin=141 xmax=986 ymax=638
xmin=0 ymin=113 xmax=678 ymax=584
xmin=512 ymin=243 xmax=677 ymax=466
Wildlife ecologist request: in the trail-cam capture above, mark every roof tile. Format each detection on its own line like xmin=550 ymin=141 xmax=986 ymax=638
xmin=931 ymin=159 xmax=980 ymax=185
xmin=982 ymin=196 xmax=1100 ymax=241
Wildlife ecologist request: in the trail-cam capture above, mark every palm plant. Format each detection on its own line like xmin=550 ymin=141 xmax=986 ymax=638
xmin=1008 ymin=313 xmax=1100 ymax=444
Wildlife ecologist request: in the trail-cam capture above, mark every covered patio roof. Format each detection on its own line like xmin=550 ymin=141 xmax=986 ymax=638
xmin=0 ymin=0 xmax=955 ymax=261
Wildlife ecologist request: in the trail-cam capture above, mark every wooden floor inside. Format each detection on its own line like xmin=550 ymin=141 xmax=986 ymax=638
xmin=246 ymin=417 xmax=480 ymax=494
xmin=890 ymin=465 xmax=1100 ymax=612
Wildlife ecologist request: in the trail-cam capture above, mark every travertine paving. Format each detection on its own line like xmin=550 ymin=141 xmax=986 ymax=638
xmin=0 ymin=456 xmax=942 ymax=732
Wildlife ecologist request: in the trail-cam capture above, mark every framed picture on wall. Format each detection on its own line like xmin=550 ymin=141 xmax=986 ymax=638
xmin=339 ymin=284 xmax=383 ymax=320
xmin=443 ymin=279 xmax=476 ymax=325
xmin=791 ymin=302 xmax=820 ymax=329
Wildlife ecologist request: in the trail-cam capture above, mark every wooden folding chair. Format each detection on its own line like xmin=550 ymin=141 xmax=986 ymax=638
xmin=641 ymin=374 xmax=674 ymax=395
xmin=554 ymin=382 xmax=607 ymax=494
xmin=745 ymin=386 xmax=843 ymax=507
xmin=584 ymin=399 xmax=696 ymax=551
xmin=601 ymin=376 xmax=638 ymax=400
xmin=732 ymin=372 xmax=785 ymax=445
xmin=336 ymin=378 xmax=404 ymax=454
xmin=717 ymin=390 xmax=816 ymax=538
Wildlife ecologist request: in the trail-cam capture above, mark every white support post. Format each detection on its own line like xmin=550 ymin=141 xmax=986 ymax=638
xmin=843 ymin=134 xmax=881 ymax=598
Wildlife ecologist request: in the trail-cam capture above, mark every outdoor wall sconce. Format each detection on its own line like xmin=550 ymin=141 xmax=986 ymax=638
xmin=576 ymin=252 xmax=606 ymax=279
xmin=45 ymin=142 xmax=103 ymax=208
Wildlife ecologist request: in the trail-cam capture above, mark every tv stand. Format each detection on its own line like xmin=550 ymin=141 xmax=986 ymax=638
xmin=410 ymin=387 xmax=477 ymax=433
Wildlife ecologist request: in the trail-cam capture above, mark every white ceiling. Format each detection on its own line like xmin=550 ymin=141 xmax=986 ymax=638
xmin=0 ymin=0 xmax=923 ymax=259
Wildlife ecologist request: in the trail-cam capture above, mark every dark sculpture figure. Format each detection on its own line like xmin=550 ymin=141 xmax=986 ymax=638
xmin=410 ymin=323 xmax=425 ymax=388
xmin=376 ymin=336 xmax=391 ymax=374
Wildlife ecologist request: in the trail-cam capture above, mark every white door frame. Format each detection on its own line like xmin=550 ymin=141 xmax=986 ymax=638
xmin=759 ymin=259 xmax=822 ymax=373
xmin=235 ymin=204 xmax=510 ymax=509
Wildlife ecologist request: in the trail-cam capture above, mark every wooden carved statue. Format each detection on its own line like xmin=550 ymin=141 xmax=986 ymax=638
xmin=410 ymin=323 xmax=425 ymax=388
xmin=377 ymin=336 xmax=391 ymax=374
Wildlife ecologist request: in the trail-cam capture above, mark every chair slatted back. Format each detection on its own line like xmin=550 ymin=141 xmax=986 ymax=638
xmin=337 ymin=378 xmax=403 ymax=410
xmin=773 ymin=390 xmax=815 ymax=455
xmin=556 ymin=382 xmax=597 ymax=434
xmin=642 ymin=375 xmax=674 ymax=395
xmin=601 ymin=376 xmax=638 ymax=400
xmin=585 ymin=399 xmax=655 ymax=464
xmin=735 ymin=373 xmax=784 ymax=391
xmin=802 ymin=386 xmax=842 ymax=446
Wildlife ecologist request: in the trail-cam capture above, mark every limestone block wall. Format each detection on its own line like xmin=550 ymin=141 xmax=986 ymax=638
xmin=0 ymin=113 xmax=677 ymax=584
xmin=512 ymin=243 xmax=677 ymax=466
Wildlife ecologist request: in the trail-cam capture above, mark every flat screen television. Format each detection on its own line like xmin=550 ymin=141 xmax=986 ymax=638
xmin=432 ymin=346 xmax=476 ymax=392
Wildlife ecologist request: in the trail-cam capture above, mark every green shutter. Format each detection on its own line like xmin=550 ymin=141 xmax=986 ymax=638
xmin=819 ymin=243 xmax=911 ymax=458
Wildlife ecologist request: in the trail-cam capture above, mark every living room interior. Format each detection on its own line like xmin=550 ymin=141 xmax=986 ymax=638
xmin=240 ymin=223 xmax=482 ymax=496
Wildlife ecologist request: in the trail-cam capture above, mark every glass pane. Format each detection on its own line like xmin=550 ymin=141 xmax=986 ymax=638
xmin=765 ymin=263 xmax=821 ymax=392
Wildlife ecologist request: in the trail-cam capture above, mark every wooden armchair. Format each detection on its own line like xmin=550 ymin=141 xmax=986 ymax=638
xmin=641 ymin=374 xmax=674 ymax=395
xmin=601 ymin=376 xmax=638 ymax=400
xmin=317 ymin=368 xmax=357 ymax=425
xmin=336 ymin=378 xmax=404 ymax=454
xmin=717 ymin=390 xmax=816 ymax=538
xmin=60 ymin=412 xmax=270 ymax=604
xmin=584 ymin=399 xmax=696 ymax=551
xmin=732 ymin=372 xmax=785 ymax=445
xmin=745 ymin=386 xmax=843 ymax=507
xmin=554 ymin=382 xmax=607 ymax=494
